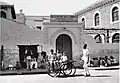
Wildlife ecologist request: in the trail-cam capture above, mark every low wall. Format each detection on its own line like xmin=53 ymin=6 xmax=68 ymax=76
xmin=89 ymin=44 xmax=119 ymax=60
xmin=73 ymin=43 xmax=119 ymax=67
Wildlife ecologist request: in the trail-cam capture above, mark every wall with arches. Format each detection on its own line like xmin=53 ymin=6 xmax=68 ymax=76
xmin=0 ymin=7 xmax=13 ymax=20
xmin=43 ymin=22 xmax=84 ymax=62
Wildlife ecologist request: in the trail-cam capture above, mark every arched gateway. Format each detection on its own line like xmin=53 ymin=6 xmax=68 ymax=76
xmin=56 ymin=34 xmax=72 ymax=60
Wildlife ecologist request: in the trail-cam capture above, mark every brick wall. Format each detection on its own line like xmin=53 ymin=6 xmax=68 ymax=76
xmin=3 ymin=48 xmax=19 ymax=68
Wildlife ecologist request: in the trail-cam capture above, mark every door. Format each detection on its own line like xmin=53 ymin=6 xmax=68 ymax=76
xmin=18 ymin=45 xmax=38 ymax=68
xmin=56 ymin=34 xmax=72 ymax=60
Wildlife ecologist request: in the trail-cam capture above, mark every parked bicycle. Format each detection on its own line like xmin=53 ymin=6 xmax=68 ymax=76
xmin=46 ymin=60 xmax=76 ymax=77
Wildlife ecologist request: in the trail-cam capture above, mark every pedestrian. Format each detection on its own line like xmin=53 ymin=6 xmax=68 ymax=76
xmin=48 ymin=49 xmax=55 ymax=71
xmin=81 ymin=44 xmax=91 ymax=77
xmin=25 ymin=48 xmax=32 ymax=70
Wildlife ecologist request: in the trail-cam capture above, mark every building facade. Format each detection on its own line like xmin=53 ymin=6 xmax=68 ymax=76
xmin=25 ymin=16 xmax=50 ymax=30
xmin=0 ymin=1 xmax=16 ymax=20
xmin=0 ymin=2 xmax=85 ymax=69
xmin=75 ymin=0 xmax=120 ymax=44
xmin=0 ymin=1 xmax=45 ymax=69
xmin=0 ymin=0 xmax=119 ymax=70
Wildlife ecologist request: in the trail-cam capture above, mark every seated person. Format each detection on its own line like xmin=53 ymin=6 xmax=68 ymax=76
xmin=100 ymin=58 xmax=107 ymax=67
xmin=93 ymin=57 xmax=99 ymax=67
xmin=31 ymin=58 xmax=38 ymax=69
xmin=59 ymin=52 xmax=68 ymax=63
xmin=104 ymin=56 xmax=111 ymax=66
xmin=16 ymin=61 xmax=22 ymax=70
xmin=109 ymin=56 xmax=117 ymax=65
xmin=8 ymin=64 xmax=14 ymax=70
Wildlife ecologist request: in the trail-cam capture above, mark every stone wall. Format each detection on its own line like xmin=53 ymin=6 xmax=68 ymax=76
xmin=1 ymin=18 xmax=45 ymax=69
xmin=73 ymin=45 xmax=119 ymax=67
xmin=73 ymin=34 xmax=119 ymax=67
xmin=3 ymin=48 xmax=19 ymax=68
xmin=90 ymin=49 xmax=119 ymax=61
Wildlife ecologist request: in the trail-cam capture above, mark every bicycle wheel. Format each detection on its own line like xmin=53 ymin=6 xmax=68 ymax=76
xmin=63 ymin=64 xmax=72 ymax=76
xmin=48 ymin=68 xmax=58 ymax=77
xmin=63 ymin=64 xmax=76 ymax=76
xmin=57 ymin=64 xmax=65 ymax=76
xmin=69 ymin=64 xmax=76 ymax=76
xmin=47 ymin=62 xmax=59 ymax=77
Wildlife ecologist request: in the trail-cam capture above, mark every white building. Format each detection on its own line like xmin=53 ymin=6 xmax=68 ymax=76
xmin=75 ymin=0 xmax=120 ymax=44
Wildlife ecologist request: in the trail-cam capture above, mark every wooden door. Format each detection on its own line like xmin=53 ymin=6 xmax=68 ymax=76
xmin=56 ymin=34 xmax=72 ymax=60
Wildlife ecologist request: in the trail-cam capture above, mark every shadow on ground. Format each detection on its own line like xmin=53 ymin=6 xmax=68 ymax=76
xmin=90 ymin=75 xmax=111 ymax=77
xmin=56 ymin=74 xmax=112 ymax=78
xmin=57 ymin=74 xmax=84 ymax=78
xmin=95 ymin=68 xmax=119 ymax=70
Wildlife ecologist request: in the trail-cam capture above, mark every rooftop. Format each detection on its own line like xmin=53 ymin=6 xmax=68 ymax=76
xmin=75 ymin=0 xmax=119 ymax=15
xmin=0 ymin=1 xmax=10 ymax=5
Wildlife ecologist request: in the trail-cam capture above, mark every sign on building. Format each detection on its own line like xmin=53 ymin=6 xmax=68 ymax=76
xmin=50 ymin=15 xmax=78 ymax=22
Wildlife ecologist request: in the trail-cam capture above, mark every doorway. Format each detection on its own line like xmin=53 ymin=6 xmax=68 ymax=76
xmin=17 ymin=45 xmax=39 ymax=68
xmin=56 ymin=34 xmax=72 ymax=60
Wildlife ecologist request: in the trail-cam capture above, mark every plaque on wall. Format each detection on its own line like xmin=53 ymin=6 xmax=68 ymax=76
xmin=50 ymin=15 xmax=78 ymax=22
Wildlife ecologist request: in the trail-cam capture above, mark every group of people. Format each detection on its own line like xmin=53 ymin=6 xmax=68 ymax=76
xmin=24 ymin=44 xmax=90 ymax=77
xmin=25 ymin=48 xmax=38 ymax=70
xmin=16 ymin=43 xmax=118 ymax=77
xmin=48 ymin=49 xmax=68 ymax=70
xmin=24 ymin=48 xmax=68 ymax=70
xmin=48 ymin=49 xmax=67 ymax=63
xmin=89 ymin=55 xmax=118 ymax=67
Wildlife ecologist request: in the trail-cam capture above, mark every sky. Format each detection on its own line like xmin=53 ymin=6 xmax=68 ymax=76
xmin=1 ymin=0 xmax=99 ymax=16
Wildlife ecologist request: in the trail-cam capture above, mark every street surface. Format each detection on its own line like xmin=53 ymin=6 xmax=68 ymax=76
xmin=0 ymin=69 xmax=119 ymax=83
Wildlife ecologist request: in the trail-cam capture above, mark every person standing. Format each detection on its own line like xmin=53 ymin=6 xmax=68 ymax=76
xmin=48 ymin=49 xmax=55 ymax=70
xmin=81 ymin=44 xmax=91 ymax=77
xmin=25 ymin=48 xmax=32 ymax=70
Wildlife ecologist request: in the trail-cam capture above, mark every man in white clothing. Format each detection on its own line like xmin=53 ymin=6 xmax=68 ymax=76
xmin=81 ymin=44 xmax=91 ymax=77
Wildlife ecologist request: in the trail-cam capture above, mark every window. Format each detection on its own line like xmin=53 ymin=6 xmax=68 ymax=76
xmin=112 ymin=33 xmax=120 ymax=43
xmin=112 ymin=7 xmax=119 ymax=22
xmin=82 ymin=18 xmax=85 ymax=22
xmin=81 ymin=18 xmax=85 ymax=27
xmin=94 ymin=13 xmax=100 ymax=26
xmin=80 ymin=16 xmax=86 ymax=28
xmin=36 ymin=26 xmax=41 ymax=30
xmin=0 ymin=11 xmax=7 ymax=18
xmin=94 ymin=34 xmax=102 ymax=43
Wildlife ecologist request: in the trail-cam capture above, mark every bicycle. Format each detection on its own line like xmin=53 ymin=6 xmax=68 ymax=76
xmin=63 ymin=60 xmax=76 ymax=76
xmin=46 ymin=60 xmax=76 ymax=77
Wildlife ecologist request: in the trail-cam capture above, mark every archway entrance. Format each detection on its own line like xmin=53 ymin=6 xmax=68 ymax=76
xmin=56 ymin=34 xmax=72 ymax=60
